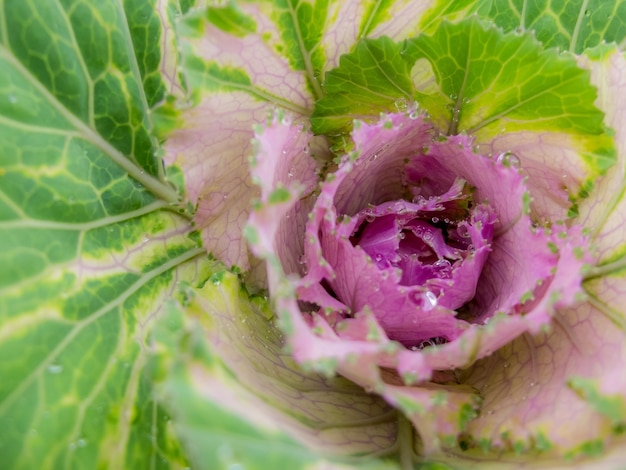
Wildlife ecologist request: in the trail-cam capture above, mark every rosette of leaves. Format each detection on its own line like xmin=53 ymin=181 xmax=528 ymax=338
xmin=2 ymin=1 xmax=626 ymax=470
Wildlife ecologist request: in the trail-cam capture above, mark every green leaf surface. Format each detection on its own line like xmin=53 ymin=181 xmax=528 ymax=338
xmin=207 ymin=1 xmax=258 ymax=38
xmin=152 ymin=271 xmax=402 ymax=470
xmin=311 ymin=36 xmax=415 ymax=135
xmin=418 ymin=0 xmax=493 ymax=34
xmin=0 ymin=1 xmax=207 ymax=468
xmin=483 ymin=0 xmax=626 ymax=54
xmin=405 ymin=19 xmax=606 ymax=138
xmin=358 ymin=0 xmax=397 ymax=38
xmin=270 ymin=0 xmax=329 ymax=99
xmin=313 ymin=18 xmax=614 ymax=180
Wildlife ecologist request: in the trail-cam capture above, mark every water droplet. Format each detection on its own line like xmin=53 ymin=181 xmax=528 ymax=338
xmin=431 ymin=217 xmax=439 ymax=223
xmin=77 ymin=438 xmax=87 ymax=448
xmin=394 ymin=97 xmax=408 ymax=112
xmin=8 ymin=94 xmax=17 ymax=104
xmin=47 ymin=364 xmax=63 ymax=374
xmin=584 ymin=9 xmax=591 ymax=16
xmin=434 ymin=259 xmax=451 ymax=270
xmin=409 ymin=111 xmax=419 ymax=120
xmin=496 ymin=151 xmax=521 ymax=168
xmin=423 ymin=291 xmax=438 ymax=311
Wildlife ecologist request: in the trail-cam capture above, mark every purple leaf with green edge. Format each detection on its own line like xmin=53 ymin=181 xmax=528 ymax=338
xmin=166 ymin=0 xmax=490 ymax=272
xmin=246 ymin=109 xmax=592 ymax=460
xmin=151 ymin=268 xmax=404 ymax=469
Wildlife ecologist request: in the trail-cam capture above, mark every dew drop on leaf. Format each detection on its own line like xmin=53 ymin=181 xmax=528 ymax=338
xmin=424 ymin=291 xmax=438 ymax=311
xmin=496 ymin=151 xmax=521 ymax=168
xmin=47 ymin=364 xmax=63 ymax=374
xmin=394 ymin=97 xmax=408 ymax=112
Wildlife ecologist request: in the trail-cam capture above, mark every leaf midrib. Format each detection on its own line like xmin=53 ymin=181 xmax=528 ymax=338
xmin=0 ymin=246 xmax=206 ymax=415
xmin=284 ymin=0 xmax=324 ymax=100
xmin=0 ymin=46 xmax=180 ymax=205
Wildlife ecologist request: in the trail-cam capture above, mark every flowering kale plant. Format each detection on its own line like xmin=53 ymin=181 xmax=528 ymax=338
xmin=2 ymin=1 xmax=626 ymax=469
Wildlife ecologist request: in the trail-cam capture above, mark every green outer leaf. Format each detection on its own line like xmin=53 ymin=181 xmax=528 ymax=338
xmin=181 ymin=48 xmax=309 ymax=115
xmin=0 ymin=1 xmax=208 ymax=468
xmin=0 ymin=207 xmax=209 ymax=469
xmin=0 ymin=0 xmax=160 ymax=175
xmin=270 ymin=0 xmax=329 ymax=99
xmin=418 ymin=0 xmax=494 ymax=33
xmin=123 ymin=0 xmax=186 ymax=109
xmin=153 ymin=303 xmax=325 ymax=470
xmin=358 ymin=0 xmax=396 ymax=38
xmin=311 ymin=36 xmax=414 ymax=135
xmin=404 ymin=18 xmax=606 ymax=137
xmin=483 ymin=0 xmax=626 ymax=54
xmin=0 ymin=0 xmax=179 ymax=201
xmin=312 ymin=18 xmax=615 ymax=180
xmin=207 ymin=1 xmax=258 ymax=37
xmin=152 ymin=275 xmax=401 ymax=470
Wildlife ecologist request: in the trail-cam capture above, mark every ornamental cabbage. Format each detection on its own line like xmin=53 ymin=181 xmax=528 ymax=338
xmin=3 ymin=1 xmax=626 ymax=470
xmin=247 ymin=108 xmax=590 ymax=455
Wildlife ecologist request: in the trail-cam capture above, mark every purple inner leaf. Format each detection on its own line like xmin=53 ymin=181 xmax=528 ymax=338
xmin=348 ymin=178 xmax=496 ymax=322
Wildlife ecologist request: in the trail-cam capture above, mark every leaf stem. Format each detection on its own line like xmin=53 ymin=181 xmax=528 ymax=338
xmin=285 ymin=0 xmax=324 ymax=100
xmin=584 ymin=256 xmax=626 ymax=279
xmin=570 ymin=0 xmax=590 ymax=53
xmin=397 ymin=413 xmax=416 ymax=470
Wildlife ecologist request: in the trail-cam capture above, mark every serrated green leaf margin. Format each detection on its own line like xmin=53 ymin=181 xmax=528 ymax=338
xmin=311 ymin=36 xmax=415 ymax=135
xmin=0 ymin=1 xmax=209 ymax=468
xmin=483 ymin=0 xmax=626 ymax=54
xmin=312 ymin=17 xmax=615 ymax=179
